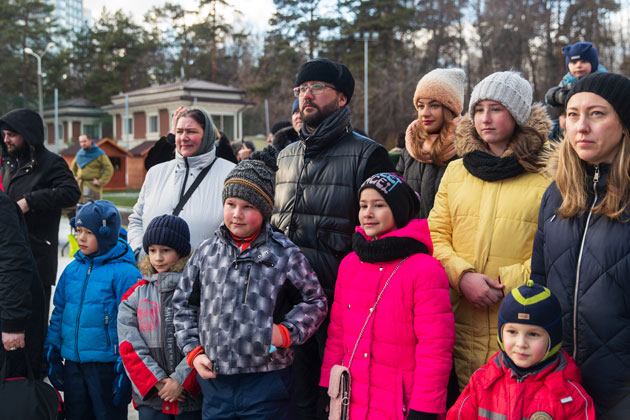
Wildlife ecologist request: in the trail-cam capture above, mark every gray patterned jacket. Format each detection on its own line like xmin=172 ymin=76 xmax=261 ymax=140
xmin=173 ymin=222 xmax=327 ymax=375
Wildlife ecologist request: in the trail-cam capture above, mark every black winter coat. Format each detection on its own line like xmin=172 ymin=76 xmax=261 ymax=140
xmin=396 ymin=148 xmax=455 ymax=219
xmin=271 ymin=107 xmax=394 ymax=303
xmin=0 ymin=191 xmax=46 ymax=378
xmin=0 ymin=109 xmax=81 ymax=287
xmin=531 ymin=163 xmax=630 ymax=419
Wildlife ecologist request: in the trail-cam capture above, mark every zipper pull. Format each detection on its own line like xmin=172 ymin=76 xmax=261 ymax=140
xmin=105 ymin=315 xmax=109 ymax=325
xmin=593 ymin=164 xmax=600 ymax=186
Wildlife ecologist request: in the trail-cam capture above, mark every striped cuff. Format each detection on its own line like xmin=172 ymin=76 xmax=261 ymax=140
xmin=278 ymin=324 xmax=291 ymax=348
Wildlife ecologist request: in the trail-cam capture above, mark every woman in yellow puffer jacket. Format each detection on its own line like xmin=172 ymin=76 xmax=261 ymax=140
xmin=428 ymin=71 xmax=551 ymax=392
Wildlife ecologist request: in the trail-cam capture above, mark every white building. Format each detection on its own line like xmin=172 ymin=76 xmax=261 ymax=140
xmin=46 ymin=0 xmax=91 ymax=32
xmin=103 ymin=80 xmax=253 ymax=149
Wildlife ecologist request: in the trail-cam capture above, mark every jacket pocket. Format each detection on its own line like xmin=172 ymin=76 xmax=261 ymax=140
xmin=104 ymin=314 xmax=111 ymax=348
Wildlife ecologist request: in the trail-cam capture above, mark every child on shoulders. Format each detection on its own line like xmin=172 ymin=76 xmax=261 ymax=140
xmin=118 ymin=214 xmax=202 ymax=419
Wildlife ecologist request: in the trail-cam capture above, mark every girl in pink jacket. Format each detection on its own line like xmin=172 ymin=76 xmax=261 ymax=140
xmin=320 ymin=172 xmax=455 ymax=420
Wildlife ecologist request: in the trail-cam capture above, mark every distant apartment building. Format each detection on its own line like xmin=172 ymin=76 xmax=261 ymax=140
xmin=46 ymin=0 xmax=91 ymax=32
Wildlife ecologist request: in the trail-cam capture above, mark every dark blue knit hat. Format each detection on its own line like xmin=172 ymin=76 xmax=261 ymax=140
xmin=498 ymin=280 xmax=563 ymax=362
xmin=562 ymin=42 xmax=598 ymax=75
xmin=71 ymin=200 xmax=121 ymax=255
xmin=291 ymin=98 xmax=300 ymax=114
xmin=143 ymin=214 xmax=191 ymax=257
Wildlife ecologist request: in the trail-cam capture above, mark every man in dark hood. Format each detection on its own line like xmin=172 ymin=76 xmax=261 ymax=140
xmin=0 ymin=108 xmax=80 ymax=315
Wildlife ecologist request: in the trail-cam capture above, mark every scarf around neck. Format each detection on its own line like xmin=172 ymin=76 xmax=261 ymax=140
xmin=463 ymin=150 xmax=525 ymax=182
xmin=301 ymin=106 xmax=351 ymax=153
xmin=352 ymin=232 xmax=429 ymax=263
xmin=404 ymin=118 xmax=458 ymax=165
xmin=76 ymin=144 xmax=105 ymax=168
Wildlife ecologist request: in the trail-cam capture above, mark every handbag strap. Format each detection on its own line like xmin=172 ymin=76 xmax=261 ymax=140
xmin=346 ymin=257 xmax=408 ymax=369
xmin=173 ymin=157 xmax=217 ymax=216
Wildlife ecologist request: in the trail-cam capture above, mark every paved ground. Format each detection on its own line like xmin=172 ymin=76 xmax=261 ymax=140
xmin=55 ymin=218 xmax=139 ymax=419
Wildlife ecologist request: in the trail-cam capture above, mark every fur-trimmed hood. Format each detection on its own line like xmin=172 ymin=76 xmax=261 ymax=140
xmin=137 ymin=254 xmax=190 ymax=275
xmin=454 ymin=103 xmax=551 ymax=163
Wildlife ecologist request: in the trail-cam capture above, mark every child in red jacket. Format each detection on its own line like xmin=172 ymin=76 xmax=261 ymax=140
xmin=447 ymin=281 xmax=595 ymax=420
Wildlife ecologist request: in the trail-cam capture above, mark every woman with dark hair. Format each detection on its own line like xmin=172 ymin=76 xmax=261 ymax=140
xmin=531 ymin=72 xmax=630 ymax=419
xmin=397 ymin=68 xmax=465 ymax=218
xmin=128 ymin=107 xmax=235 ymax=254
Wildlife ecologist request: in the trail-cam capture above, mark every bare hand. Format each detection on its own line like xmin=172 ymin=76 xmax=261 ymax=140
xmin=236 ymin=144 xmax=253 ymax=162
xmin=157 ymin=377 xmax=184 ymax=402
xmin=17 ymin=198 xmax=29 ymax=213
xmin=192 ymin=353 xmax=216 ymax=379
xmin=171 ymin=106 xmax=188 ymax=135
xmin=2 ymin=332 xmax=25 ymax=351
xmin=271 ymin=324 xmax=284 ymax=347
xmin=459 ymin=272 xmax=504 ymax=309
xmin=92 ymin=178 xmax=100 ymax=186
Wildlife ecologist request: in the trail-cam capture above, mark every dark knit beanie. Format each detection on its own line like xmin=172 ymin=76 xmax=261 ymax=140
xmin=563 ymin=42 xmax=599 ymax=74
xmin=359 ymin=173 xmax=420 ymax=230
xmin=498 ymin=280 xmax=563 ymax=362
xmin=295 ymin=58 xmax=355 ymax=103
xmin=565 ymin=72 xmax=630 ymax=130
xmin=222 ymin=145 xmax=278 ymax=220
xmin=71 ymin=200 xmax=121 ymax=255
xmin=271 ymin=120 xmax=292 ymax=135
xmin=143 ymin=214 xmax=191 ymax=257
xmin=291 ymin=98 xmax=300 ymax=114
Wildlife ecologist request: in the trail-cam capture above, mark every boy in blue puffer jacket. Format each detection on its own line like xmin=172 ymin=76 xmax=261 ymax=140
xmin=44 ymin=200 xmax=141 ymax=420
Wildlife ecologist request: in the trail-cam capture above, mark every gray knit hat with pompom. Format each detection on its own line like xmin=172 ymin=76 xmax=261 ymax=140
xmin=222 ymin=145 xmax=278 ymax=220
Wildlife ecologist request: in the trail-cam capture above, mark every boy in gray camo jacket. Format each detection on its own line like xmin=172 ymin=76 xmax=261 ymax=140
xmin=173 ymin=146 xmax=327 ymax=419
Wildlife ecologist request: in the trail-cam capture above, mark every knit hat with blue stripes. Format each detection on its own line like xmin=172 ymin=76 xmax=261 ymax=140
xmin=498 ymin=280 xmax=563 ymax=362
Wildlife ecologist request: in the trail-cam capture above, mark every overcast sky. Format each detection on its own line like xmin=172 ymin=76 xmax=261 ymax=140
xmin=83 ymin=0 xmax=276 ymax=33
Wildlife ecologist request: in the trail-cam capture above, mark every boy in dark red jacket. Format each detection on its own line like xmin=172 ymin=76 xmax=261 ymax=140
xmin=448 ymin=281 xmax=595 ymax=420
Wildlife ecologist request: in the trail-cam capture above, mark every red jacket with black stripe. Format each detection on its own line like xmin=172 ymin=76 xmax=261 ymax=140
xmin=118 ymin=268 xmax=201 ymax=414
xmin=447 ymin=350 xmax=595 ymax=420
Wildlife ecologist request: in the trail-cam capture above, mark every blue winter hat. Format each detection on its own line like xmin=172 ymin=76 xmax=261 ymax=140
xmin=563 ymin=42 xmax=598 ymax=75
xmin=143 ymin=214 xmax=191 ymax=257
xmin=71 ymin=200 xmax=121 ymax=255
xmin=498 ymin=280 xmax=563 ymax=362
xmin=291 ymin=98 xmax=300 ymax=114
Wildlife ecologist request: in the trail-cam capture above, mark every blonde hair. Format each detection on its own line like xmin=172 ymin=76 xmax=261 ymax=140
xmin=410 ymin=106 xmax=456 ymax=167
xmin=556 ymin=127 xmax=630 ymax=220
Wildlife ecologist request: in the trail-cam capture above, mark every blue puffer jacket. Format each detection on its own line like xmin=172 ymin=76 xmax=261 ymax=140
xmin=45 ymin=238 xmax=141 ymax=363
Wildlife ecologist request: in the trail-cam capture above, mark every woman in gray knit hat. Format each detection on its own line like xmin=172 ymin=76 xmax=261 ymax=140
xmin=428 ymin=71 xmax=551 ymax=391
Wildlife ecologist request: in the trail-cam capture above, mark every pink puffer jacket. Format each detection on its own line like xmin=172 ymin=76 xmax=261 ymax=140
xmin=320 ymin=219 xmax=455 ymax=419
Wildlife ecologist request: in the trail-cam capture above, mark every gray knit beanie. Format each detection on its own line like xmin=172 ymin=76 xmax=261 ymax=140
xmin=469 ymin=71 xmax=533 ymax=126
xmin=222 ymin=145 xmax=278 ymax=220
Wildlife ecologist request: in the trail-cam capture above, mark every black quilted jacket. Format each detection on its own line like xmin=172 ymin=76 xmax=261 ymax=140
xmin=531 ymin=163 xmax=630 ymax=419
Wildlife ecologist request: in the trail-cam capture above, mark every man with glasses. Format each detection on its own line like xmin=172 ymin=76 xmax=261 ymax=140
xmin=272 ymin=58 xmax=394 ymax=419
